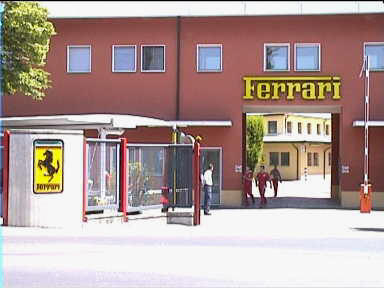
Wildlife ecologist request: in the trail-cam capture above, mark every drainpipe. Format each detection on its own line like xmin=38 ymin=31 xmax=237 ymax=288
xmin=323 ymin=145 xmax=331 ymax=180
xmin=176 ymin=16 xmax=181 ymax=120
xmin=292 ymin=144 xmax=299 ymax=180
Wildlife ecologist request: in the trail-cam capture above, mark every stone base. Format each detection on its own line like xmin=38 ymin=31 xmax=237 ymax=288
xmin=166 ymin=211 xmax=193 ymax=226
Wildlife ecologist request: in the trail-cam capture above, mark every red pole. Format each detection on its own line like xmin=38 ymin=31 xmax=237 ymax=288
xmin=193 ymin=141 xmax=201 ymax=225
xmin=2 ymin=130 xmax=10 ymax=226
xmin=82 ymin=137 xmax=88 ymax=222
xmin=120 ymin=138 xmax=128 ymax=222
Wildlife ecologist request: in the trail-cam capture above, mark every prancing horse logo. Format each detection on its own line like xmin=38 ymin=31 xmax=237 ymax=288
xmin=38 ymin=150 xmax=60 ymax=182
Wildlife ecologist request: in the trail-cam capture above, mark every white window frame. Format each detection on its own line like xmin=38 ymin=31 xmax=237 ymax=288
xmin=197 ymin=44 xmax=223 ymax=72
xmin=67 ymin=45 xmax=91 ymax=73
xmin=141 ymin=45 xmax=166 ymax=72
xmin=294 ymin=43 xmax=321 ymax=72
xmin=364 ymin=42 xmax=384 ymax=71
xmin=112 ymin=45 xmax=136 ymax=73
xmin=264 ymin=43 xmax=290 ymax=72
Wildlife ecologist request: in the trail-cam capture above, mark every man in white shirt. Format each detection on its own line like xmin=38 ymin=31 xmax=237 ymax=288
xmin=203 ymin=163 xmax=214 ymax=215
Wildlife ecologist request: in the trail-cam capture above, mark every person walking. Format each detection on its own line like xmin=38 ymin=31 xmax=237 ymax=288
xmin=270 ymin=164 xmax=282 ymax=197
xmin=203 ymin=163 xmax=214 ymax=215
xmin=255 ymin=165 xmax=271 ymax=207
xmin=243 ymin=167 xmax=255 ymax=206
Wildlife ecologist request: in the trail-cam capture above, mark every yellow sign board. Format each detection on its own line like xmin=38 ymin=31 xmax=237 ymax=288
xmin=33 ymin=140 xmax=64 ymax=193
xmin=243 ymin=76 xmax=341 ymax=101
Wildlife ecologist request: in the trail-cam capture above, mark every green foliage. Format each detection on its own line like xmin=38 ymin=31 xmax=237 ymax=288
xmin=3 ymin=1 xmax=56 ymax=100
xmin=246 ymin=115 xmax=265 ymax=171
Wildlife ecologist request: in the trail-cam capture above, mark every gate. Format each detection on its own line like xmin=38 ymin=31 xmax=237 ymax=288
xmin=126 ymin=144 xmax=193 ymax=213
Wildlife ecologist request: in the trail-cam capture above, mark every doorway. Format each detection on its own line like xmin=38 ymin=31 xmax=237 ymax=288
xmin=200 ymin=148 xmax=222 ymax=206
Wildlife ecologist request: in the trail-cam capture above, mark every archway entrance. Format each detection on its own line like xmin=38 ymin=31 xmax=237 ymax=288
xmin=242 ymin=105 xmax=341 ymax=208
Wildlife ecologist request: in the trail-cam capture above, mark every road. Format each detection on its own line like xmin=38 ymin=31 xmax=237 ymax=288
xmin=4 ymin=207 xmax=384 ymax=288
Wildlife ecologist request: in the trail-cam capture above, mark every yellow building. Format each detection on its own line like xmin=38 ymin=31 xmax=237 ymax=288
xmin=259 ymin=113 xmax=331 ymax=180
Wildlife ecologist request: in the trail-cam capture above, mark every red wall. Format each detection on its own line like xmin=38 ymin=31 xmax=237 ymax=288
xmin=4 ymin=14 xmax=384 ymax=192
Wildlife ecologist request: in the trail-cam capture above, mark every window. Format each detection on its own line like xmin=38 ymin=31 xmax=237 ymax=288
xmin=307 ymin=152 xmax=312 ymax=166
xmin=268 ymin=121 xmax=277 ymax=134
xmin=313 ymin=152 xmax=319 ymax=166
xmin=328 ymin=152 xmax=331 ymax=166
xmin=317 ymin=124 xmax=321 ymax=135
xmin=307 ymin=123 xmax=312 ymax=135
xmin=197 ymin=44 xmax=222 ymax=72
xmin=141 ymin=45 xmax=165 ymax=72
xmin=264 ymin=44 xmax=289 ymax=71
xmin=325 ymin=124 xmax=330 ymax=136
xmin=298 ymin=122 xmax=302 ymax=134
xmin=364 ymin=43 xmax=384 ymax=71
xmin=112 ymin=45 xmax=136 ymax=72
xmin=270 ymin=152 xmax=279 ymax=166
xmin=295 ymin=43 xmax=320 ymax=71
xmin=67 ymin=45 xmax=91 ymax=73
xmin=142 ymin=147 xmax=164 ymax=176
xmin=286 ymin=121 xmax=292 ymax=134
xmin=281 ymin=152 xmax=290 ymax=166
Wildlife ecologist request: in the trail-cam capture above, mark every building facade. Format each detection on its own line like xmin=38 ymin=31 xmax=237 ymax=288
xmin=4 ymin=12 xmax=384 ymax=208
xmin=261 ymin=113 xmax=331 ymax=180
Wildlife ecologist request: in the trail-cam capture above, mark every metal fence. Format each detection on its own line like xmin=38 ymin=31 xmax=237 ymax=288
xmin=126 ymin=144 xmax=193 ymax=212
xmin=86 ymin=139 xmax=120 ymax=212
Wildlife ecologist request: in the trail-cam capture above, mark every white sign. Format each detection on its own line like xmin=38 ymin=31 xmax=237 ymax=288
xmin=341 ymin=165 xmax=350 ymax=174
xmin=235 ymin=165 xmax=242 ymax=173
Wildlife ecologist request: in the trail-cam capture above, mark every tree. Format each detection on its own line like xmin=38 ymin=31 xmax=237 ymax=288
xmin=246 ymin=115 xmax=264 ymax=171
xmin=3 ymin=1 xmax=56 ymax=100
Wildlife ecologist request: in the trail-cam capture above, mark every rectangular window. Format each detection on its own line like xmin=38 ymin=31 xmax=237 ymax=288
xmin=298 ymin=122 xmax=302 ymax=134
xmin=307 ymin=152 xmax=312 ymax=167
xmin=295 ymin=43 xmax=320 ymax=71
xmin=364 ymin=43 xmax=384 ymax=71
xmin=264 ymin=43 xmax=289 ymax=71
xmin=268 ymin=121 xmax=277 ymax=134
xmin=270 ymin=152 xmax=279 ymax=166
xmin=307 ymin=123 xmax=312 ymax=135
xmin=325 ymin=124 xmax=330 ymax=136
xmin=317 ymin=124 xmax=321 ymax=135
xmin=197 ymin=44 xmax=222 ymax=72
xmin=141 ymin=45 xmax=165 ymax=72
xmin=67 ymin=45 xmax=91 ymax=73
xmin=281 ymin=152 xmax=290 ymax=166
xmin=142 ymin=147 xmax=165 ymax=177
xmin=112 ymin=45 xmax=136 ymax=72
xmin=313 ymin=152 xmax=319 ymax=166
xmin=286 ymin=121 xmax=292 ymax=134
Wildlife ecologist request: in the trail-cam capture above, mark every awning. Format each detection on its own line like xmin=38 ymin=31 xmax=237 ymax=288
xmin=0 ymin=114 xmax=232 ymax=130
xmin=352 ymin=120 xmax=384 ymax=127
xmin=263 ymin=134 xmax=331 ymax=143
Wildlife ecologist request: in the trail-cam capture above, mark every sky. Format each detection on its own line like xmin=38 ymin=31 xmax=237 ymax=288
xmin=39 ymin=1 xmax=384 ymax=18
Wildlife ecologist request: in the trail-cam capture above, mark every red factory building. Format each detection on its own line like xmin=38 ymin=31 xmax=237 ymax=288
xmin=4 ymin=11 xmax=384 ymax=208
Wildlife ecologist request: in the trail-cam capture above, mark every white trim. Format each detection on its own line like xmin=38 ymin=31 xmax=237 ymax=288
xmin=67 ymin=45 xmax=91 ymax=73
xmin=294 ymin=43 xmax=321 ymax=72
xmin=264 ymin=43 xmax=290 ymax=72
xmin=353 ymin=120 xmax=384 ymax=127
xmin=112 ymin=45 xmax=137 ymax=72
xmin=196 ymin=44 xmax=223 ymax=72
xmin=363 ymin=42 xmax=384 ymax=71
xmin=141 ymin=45 xmax=166 ymax=72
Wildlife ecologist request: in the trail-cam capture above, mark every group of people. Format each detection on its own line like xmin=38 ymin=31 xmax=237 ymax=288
xmin=243 ymin=164 xmax=282 ymax=207
xmin=201 ymin=163 xmax=282 ymax=216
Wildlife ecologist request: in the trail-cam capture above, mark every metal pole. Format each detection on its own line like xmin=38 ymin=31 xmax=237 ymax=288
xmin=363 ymin=56 xmax=370 ymax=194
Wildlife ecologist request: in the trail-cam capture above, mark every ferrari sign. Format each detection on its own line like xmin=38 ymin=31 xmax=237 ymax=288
xmin=33 ymin=140 xmax=64 ymax=193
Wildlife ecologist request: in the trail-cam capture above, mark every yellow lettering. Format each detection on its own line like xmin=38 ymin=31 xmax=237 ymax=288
xmin=302 ymin=83 xmax=316 ymax=100
xmin=317 ymin=82 xmax=332 ymax=100
xmin=243 ymin=77 xmax=255 ymax=100
xmin=271 ymin=82 xmax=285 ymax=100
xmin=286 ymin=83 xmax=301 ymax=100
xmin=332 ymin=81 xmax=341 ymax=100
xmin=257 ymin=82 xmax=270 ymax=100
